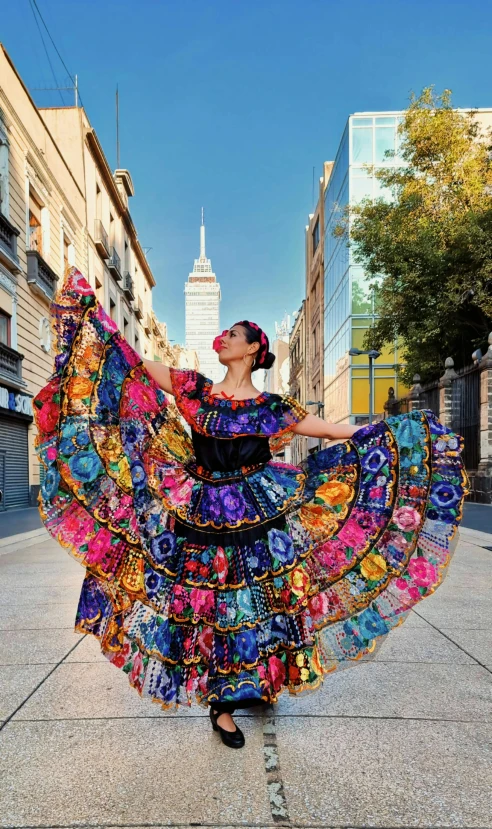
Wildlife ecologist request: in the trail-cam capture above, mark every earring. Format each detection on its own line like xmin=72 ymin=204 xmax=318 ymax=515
xmin=243 ymin=354 xmax=254 ymax=367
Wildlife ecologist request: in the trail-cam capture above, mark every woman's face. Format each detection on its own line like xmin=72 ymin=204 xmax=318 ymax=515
xmin=216 ymin=325 xmax=259 ymax=366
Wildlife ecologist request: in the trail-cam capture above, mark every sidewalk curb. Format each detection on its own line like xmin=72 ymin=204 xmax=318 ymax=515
xmin=459 ymin=527 xmax=492 ymax=548
xmin=0 ymin=527 xmax=49 ymax=557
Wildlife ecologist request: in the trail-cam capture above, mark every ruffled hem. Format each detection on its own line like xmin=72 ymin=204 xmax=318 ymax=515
xmin=34 ymin=267 xmax=468 ymax=711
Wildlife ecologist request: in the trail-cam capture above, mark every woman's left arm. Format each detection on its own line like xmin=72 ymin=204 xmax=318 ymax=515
xmin=291 ymin=413 xmax=359 ymax=440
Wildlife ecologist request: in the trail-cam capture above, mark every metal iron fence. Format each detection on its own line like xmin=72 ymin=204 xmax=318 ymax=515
xmin=451 ymin=365 xmax=480 ymax=471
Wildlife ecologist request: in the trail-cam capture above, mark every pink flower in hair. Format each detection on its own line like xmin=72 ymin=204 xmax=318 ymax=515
xmin=213 ymin=330 xmax=228 ymax=353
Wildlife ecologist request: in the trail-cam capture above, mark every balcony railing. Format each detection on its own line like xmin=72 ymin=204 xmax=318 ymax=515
xmin=151 ymin=313 xmax=160 ymax=337
xmin=123 ymin=271 xmax=135 ymax=300
xmin=26 ymin=250 xmax=58 ymax=301
xmin=135 ymin=296 xmax=144 ymax=320
xmin=107 ymin=247 xmax=122 ymax=280
xmin=0 ymin=212 xmax=21 ymax=273
xmin=0 ymin=341 xmax=25 ymax=389
xmin=145 ymin=313 xmax=152 ymax=335
xmin=94 ymin=219 xmax=110 ymax=258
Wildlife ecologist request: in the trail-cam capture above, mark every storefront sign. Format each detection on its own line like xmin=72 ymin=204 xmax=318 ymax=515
xmin=0 ymin=385 xmax=33 ymax=417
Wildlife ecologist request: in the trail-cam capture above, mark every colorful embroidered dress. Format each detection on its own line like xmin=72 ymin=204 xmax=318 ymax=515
xmin=33 ymin=268 xmax=467 ymax=711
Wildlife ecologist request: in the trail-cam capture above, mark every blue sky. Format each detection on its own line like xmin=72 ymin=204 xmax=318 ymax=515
xmin=2 ymin=0 xmax=492 ymax=343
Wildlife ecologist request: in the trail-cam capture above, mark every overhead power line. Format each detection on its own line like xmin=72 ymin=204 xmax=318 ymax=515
xmin=28 ymin=0 xmax=84 ymax=109
xmin=28 ymin=0 xmax=64 ymax=104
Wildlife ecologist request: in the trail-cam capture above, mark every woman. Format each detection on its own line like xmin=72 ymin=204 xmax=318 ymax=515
xmin=34 ymin=268 xmax=467 ymax=750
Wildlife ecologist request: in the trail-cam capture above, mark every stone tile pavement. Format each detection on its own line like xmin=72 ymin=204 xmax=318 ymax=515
xmin=0 ymin=526 xmax=491 ymax=829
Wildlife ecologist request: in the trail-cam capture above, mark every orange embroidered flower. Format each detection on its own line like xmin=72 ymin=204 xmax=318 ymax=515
xmin=360 ymin=552 xmax=387 ymax=581
xmin=290 ymin=566 xmax=310 ymax=596
xmin=315 ymin=480 xmax=352 ymax=506
xmin=299 ymin=504 xmax=338 ymax=534
xmin=67 ymin=376 xmax=93 ymax=398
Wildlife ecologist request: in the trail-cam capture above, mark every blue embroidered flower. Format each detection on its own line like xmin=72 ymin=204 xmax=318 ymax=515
xmin=131 ymin=462 xmax=146 ymax=487
xmin=268 ymin=529 xmax=295 ymax=565
xmin=144 ymin=567 xmax=165 ymax=600
xmin=431 ymin=482 xmax=461 ymax=509
xmin=61 ymin=420 xmax=77 ymax=438
xmin=75 ymin=431 xmax=90 ymax=447
xmin=154 ymin=618 xmax=172 ymax=656
xmin=150 ymin=530 xmax=176 ymax=566
xmin=361 ymin=447 xmax=388 ymax=475
xmin=97 ymin=379 xmax=119 ymax=411
xmin=41 ymin=467 xmax=60 ymax=499
xmin=68 ymin=450 xmax=102 ymax=482
xmin=122 ymin=421 xmax=146 ymax=448
xmin=234 ymin=629 xmax=259 ymax=663
xmin=253 ymin=539 xmax=270 ymax=570
xmin=219 ymin=486 xmax=246 ymax=523
xmin=59 ymin=438 xmax=76 ymax=456
xmin=357 ymin=608 xmax=388 ymax=640
xmin=105 ymin=346 xmax=129 ymax=380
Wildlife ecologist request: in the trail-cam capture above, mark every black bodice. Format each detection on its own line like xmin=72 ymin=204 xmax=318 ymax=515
xmin=191 ymin=430 xmax=272 ymax=472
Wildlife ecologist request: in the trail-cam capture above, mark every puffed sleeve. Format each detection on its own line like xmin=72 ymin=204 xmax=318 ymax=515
xmin=260 ymin=394 xmax=309 ymax=437
xmin=169 ymin=368 xmax=207 ymax=426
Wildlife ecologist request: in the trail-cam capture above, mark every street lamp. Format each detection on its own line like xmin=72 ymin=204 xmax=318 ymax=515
xmin=306 ymin=399 xmax=325 ymax=451
xmin=348 ymin=348 xmax=381 ymax=425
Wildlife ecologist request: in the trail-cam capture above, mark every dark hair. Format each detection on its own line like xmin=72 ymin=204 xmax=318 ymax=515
xmin=234 ymin=320 xmax=276 ymax=372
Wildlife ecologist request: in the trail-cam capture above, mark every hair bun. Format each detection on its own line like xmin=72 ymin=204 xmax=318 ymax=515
xmin=261 ymin=351 xmax=276 ymax=370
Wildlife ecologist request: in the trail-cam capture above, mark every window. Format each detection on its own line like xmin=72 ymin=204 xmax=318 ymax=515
xmin=0 ymin=311 xmax=10 ymax=346
xmin=29 ymin=190 xmax=43 ymax=254
xmin=62 ymin=229 xmax=74 ymax=273
xmin=110 ymin=297 xmax=117 ymax=322
xmin=96 ymin=183 xmax=101 ymax=221
xmin=352 ymin=127 xmax=373 ymax=164
xmin=95 ymin=276 xmax=104 ymax=306
xmin=123 ymin=316 xmax=129 ymax=340
xmin=312 ymin=218 xmax=320 ymax=255
xmin=109 ymin=213 xmax=114 ymax=246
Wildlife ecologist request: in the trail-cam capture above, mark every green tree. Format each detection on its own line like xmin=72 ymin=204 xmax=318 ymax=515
xmin=343 ymin=87 xmax=492 ymax=383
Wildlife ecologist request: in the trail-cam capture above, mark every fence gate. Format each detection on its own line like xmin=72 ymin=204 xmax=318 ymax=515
xmin=451 ymin=367 xmax=480 ymax=471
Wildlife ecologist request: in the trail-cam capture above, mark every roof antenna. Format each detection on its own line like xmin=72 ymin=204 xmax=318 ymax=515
xmin=116 ymin=84 xmax=120 ymax=168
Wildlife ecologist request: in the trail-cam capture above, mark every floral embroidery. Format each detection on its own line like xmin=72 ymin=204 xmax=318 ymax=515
xmin=33 ymin=266 xmax=468 ymax=712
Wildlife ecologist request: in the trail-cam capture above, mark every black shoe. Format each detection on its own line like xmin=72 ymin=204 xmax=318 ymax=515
xmin=209 ymin=707 xmax=245 ymax=748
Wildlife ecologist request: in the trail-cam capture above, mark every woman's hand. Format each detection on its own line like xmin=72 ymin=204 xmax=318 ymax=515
xmin=291 ymin=413 xmax=359 ymax=440
xmin=142 ymin=359 xmax=173 ymax=394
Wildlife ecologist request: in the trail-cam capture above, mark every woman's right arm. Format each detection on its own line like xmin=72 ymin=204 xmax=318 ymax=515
xmin=142 ymin=359 xmax=173 ymax=394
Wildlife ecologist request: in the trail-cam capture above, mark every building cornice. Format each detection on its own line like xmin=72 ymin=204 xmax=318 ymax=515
xmin=85 ymin=128 xmax=156 ymax=288
xmin=0 ymin=45 xmax=85 ymax=221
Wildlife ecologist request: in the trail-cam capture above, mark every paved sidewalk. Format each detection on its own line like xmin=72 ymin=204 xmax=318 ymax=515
xmin=0 ymin=529 xmax=491 ymax=829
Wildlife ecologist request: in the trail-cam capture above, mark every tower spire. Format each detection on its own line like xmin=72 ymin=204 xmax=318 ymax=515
xmin=200 ymin=206 xmax=206 ymax=259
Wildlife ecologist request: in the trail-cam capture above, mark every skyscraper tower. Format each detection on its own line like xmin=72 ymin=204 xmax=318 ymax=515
xmin=185 ymin=209 xmax=222 ymax=381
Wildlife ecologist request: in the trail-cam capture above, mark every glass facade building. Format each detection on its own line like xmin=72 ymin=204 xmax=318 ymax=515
xmin=323 ymin=112 xmax=408 ymax=423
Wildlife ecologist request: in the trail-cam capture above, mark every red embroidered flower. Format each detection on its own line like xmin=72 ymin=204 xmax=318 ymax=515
xmin=212 ymin=546 xmax=228 ymax=585
xmin=268 ymin=655 xmax=286 ymax=692
xmin=36 ymin=401 xmax=60 ymax=432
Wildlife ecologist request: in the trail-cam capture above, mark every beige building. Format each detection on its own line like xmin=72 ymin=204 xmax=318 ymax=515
xmin=305 ymin=162 xmax=332 ymax=412
xmin=289 ymin=301 xmax=308 ymax=464
xmin=0 ymin=45 xmax=160 ymax=510
xmin=39 ymin=106 xmax=156 ymax=359
xmin=0 ymin=45 xmax=86 ymax=508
